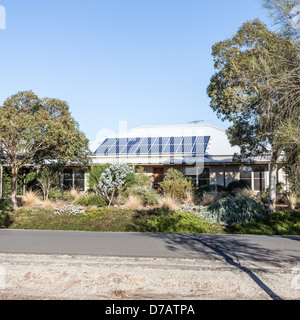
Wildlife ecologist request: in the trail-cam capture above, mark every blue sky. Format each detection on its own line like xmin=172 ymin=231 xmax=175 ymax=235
xmin=0 ymin=0 xmax=271 ymax=141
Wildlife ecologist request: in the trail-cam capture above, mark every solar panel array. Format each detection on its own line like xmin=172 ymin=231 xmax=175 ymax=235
xmin=94 ymin=136 xmax=211 ymax=156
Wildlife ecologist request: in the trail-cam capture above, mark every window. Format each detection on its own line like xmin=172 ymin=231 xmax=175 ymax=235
xmin=63 ymin=169 xmax=73 ymax=190
xmin=74 ymin=169 xmax=85 ymax=191
xmin=253 ymin=169 xmax=266 ymax=191
xmin=240 ymin=171 xmax=252 ymax=188
xmin=63 ymin=168 xmax=85 ymax=191
xmin=186 ymin=168 xmax=210 ymax=187
xmin=199 ymin=168 xmax=210 ymax=187
xmin=240 ymin=167 xmax=266 ymax=191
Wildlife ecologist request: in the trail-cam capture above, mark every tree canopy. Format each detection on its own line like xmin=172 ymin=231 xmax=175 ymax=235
xmin=207 ymin=19 xmax=300 ymax=211
xmin=0 ymin=91 xmax=91 ymax=208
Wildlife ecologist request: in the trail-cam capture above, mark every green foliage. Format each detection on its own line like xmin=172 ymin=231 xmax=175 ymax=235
xmin=2 ymin=167 xmax=25 ymax=196
xmin=229 ymin=211 xmax=300 ymax=235
xmin=88 ymin=165 xmax=110 ymax=189
xmin=5 ymin=206 xmax=300 ymax=235
xmin=48 ymin=187 xmax=73 ymax=202
xmin=274 ymin=120 xmax=300 ymax=194
xmin=128 ymin=208 xmax=224 ymax=233
xmin=0 ymin=198 xmax=12 ymax=211
xmin=26 ymin=171 xmax=38 ymax=191
xmin=74 ymin=193 xmax=107 ymax=207
xmin=159 ymin=168 xmax=193 ymax=199
xmin=37 ymin=166 xmax=59 ymax=201
xmin=195 ymin=184 xmax=227 ymax=198
xmin=81 ymin=208 xmax=115 ymax=220
xmin=207 ymin=18 xmax=300 ymax=212
xmin=258 ymin=183 xmax=283 ymax=202
xmin=120 ymin=167 xmax=160 ymax=205
xmin=198 ymin=197 xmax=267 ymax=226
xmin=124 ymin=172 xmax=136 ymax=188
xmin=226 ymin=180 xmax=251 ymax=192
xmin=122 ymin=186 xmax=161 ymax=206
xmin=0 ymin=211 xmax=11 ymax=229
xmin=133 ymin=167 xmax=152 ymax=188
xmin=0 ymin=91 xmax=91 ymax=209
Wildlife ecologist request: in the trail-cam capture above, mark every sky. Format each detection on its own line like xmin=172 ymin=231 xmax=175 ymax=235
xmin=0 ymin=0 xmax=272 ymax=142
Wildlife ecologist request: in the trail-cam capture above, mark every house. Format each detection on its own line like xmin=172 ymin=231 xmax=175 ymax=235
xmin=0 ymin=124 xmax=289 ymax=197
xmin=88 ymin=124 xmax=289 ymax=192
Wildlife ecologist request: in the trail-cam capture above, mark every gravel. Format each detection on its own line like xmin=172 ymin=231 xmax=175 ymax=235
xmin=0 ymin=253 xmax=299 ymax=300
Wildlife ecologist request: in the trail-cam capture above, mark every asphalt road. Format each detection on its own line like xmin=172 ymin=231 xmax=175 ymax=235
xmin=1 ymin=229 xmax=300 ymax=263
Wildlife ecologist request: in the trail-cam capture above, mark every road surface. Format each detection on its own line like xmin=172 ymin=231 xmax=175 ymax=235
xmin=1 ymin=229 xmax=300 ymax=262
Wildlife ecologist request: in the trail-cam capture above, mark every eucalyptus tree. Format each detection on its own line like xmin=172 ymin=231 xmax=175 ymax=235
xmin=263 ymin=0 xmax=300 ymax=39
xmin=0 ymin=91 xmax=91 ymax=209
xmin=207 ymin=20 xmax=299 ymax=212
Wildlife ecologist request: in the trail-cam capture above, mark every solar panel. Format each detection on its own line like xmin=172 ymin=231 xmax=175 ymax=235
xmin=94 ymin=136 xmax=210 ymax=156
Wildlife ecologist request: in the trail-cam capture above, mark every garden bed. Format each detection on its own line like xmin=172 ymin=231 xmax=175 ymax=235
xmin=1 ymin=203 xmax=299 ymax=235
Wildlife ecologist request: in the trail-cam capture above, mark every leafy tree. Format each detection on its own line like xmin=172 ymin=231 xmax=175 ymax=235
xmin=274 ymin=119 xmax=300 ymax=193
xmin=0 ymin=91 xmax=91 ymax=209
xmin=263 ymin=0 xmax=300 ymax=40
xmin=98 ymin=163 xmax=133 ymax=206
xmin=37 ymin=166 xmax=59 ymax=201
xmin=207 ymin=20 xmax=299 ymax=212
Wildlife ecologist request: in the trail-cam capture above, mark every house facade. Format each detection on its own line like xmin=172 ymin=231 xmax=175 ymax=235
xmin=0 ymin=124 xmax=290 ymax=197
xmin=88 ymin=124 xmax=289 ymax=192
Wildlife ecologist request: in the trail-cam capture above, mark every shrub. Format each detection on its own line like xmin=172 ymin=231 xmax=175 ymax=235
xmin=88 ymin=165 xmax=110 ymax=189
xmin=129 ymin=208 xmax=223 ymax=233
xmin=70 ymin=188 xmax=80 ymax=200
xmin=55 ymin=205 xmax=86 ymax=216
xmin=229 ymin=211 xmax=300 ymax=235
xmin=48 ymin=187 xmax=63 ymax=200
xmin=235 ymin=188 xmax=256 ymax=199
xmin=226 ymin=180 xmax=251 ymax=191
xmin=121 ymin=186 xmax=161 ymax=206
xmin=48 ymin=187 xmax=74 ymax=202
xmin=123 ymin=195 xmax=143 ymax=210
xmin=42 ymin=200 xmax=56 ymax=210
xmin=258 ymin=182 xmax=284 ymax=203
xmin=20 ymin=190 xmax=42 ymax=207
xmin=0 ymin=198 xmax=12 ymax=211
xmin=134 ymin=167 xmax=152 ymax=188
xmin=198 ymin=196 xmax=266 ymax=226
xmin=74 ymin=193 xmax=107 ymax=207
xmin=200 ymin=191 xmax=222 ymax=206
xmin=159 ymin=168 xmax=193 ymax=200
xmin=98 ymin=163 xmax=134 ymax=206
xmin=158 ymin=196 xmax=180 ymax=210
xmin=286 ymin=192 xmax=298 ymax=210
xmin=196 ymin=184 xmax=226 ymax=194
xmin=0 ymin=211 xmax=11 ymax=228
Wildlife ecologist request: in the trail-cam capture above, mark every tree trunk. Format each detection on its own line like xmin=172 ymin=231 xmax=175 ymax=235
xmin=268 ymin=161 xmax=277 ymax=214
xmin=11 ymin=167 xmax=19 ymax=210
